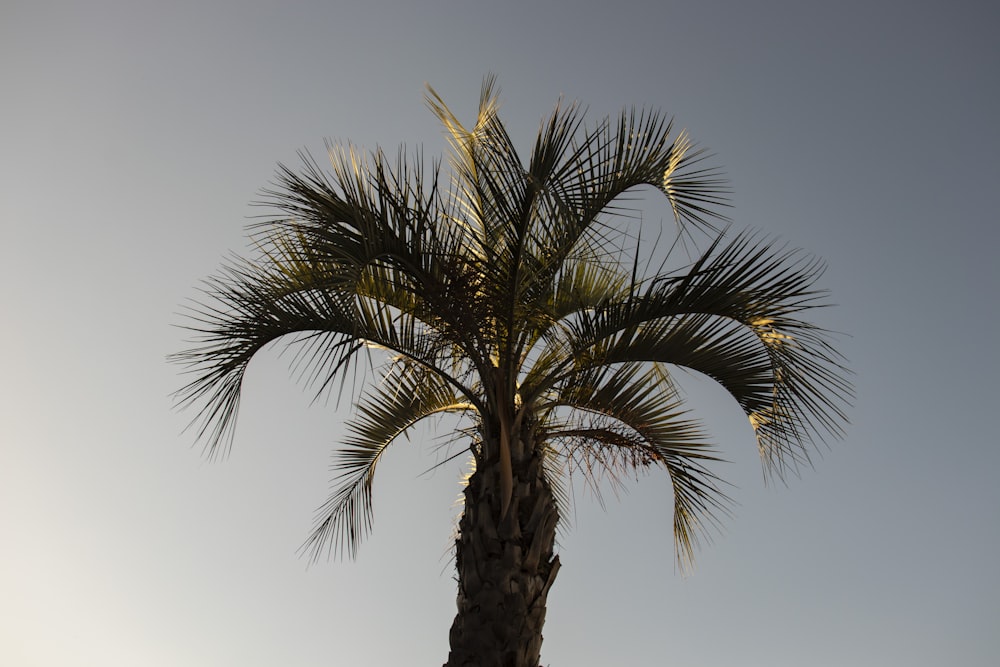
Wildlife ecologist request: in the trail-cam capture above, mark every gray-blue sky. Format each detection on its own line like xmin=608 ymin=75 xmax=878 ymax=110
xmin=2 ymin=1 xmax=998 ymax=664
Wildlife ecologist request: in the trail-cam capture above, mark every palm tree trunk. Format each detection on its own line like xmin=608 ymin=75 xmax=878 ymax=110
xmin=444 ymin=431 xmax=561 ymax=667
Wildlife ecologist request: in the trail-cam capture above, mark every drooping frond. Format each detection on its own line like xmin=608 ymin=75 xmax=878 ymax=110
xmin=538 ymin=361 xmax=729 ymax=569
xmin=171 ymin=255 xmax=364 ymax=457
xmin=259 ymin=145 xmax=489 ymax=361
xmin=513 ymin=106 xmax=729 ymax=302
xmin=303 ymin=365 xmax=477 ymax=561
xmin=525 ymin=231 xmax=852 ymax=480
xmin=171 ymin=148 xmax=485 ymax=457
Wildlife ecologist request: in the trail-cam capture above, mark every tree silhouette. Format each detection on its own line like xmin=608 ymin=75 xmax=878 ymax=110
xmin=173 ymin=77 xmax=851 ymax=667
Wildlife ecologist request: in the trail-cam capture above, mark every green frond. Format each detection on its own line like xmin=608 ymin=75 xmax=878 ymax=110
xmin=170 ymin=213 xmax=481 ymax=457
xmin=422 ymin=83 xmax=732 ymax=371
xmin=531 ymin=231 xmax=851 ymax=480
xmin=523 ymin=106 xmax=729 ymax=270
xmin=517 ymin=254 xmax=631 ymax=379
xmin=538 ymin=361 xmax=729 ymax=569
xmin=425 ymin=76 xmax=524 ymax=262
xmin=302 ymin=366 xmax=477 ymax=561
xmin=170 ymin=256 xmax=364 ymax=458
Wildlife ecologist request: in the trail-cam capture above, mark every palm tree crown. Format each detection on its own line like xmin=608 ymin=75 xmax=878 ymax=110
xmin=172 ymin=77 xmax=851 ymax=666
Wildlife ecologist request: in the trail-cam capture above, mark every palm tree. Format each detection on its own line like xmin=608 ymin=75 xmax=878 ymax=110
xmin=172 ymin=77 xmax=851 ymax=667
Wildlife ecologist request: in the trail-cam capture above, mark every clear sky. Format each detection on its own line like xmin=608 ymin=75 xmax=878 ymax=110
xmin=2 ymin=1 xmax=998 ymax=665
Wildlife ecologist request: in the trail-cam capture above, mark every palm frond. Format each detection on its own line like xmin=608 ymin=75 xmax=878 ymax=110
xmin=517 ymin=107 xmax=730 ymax=292
xmin=259 ymin=146 xmax=488 ymax=352
xmin=170 ymin=222 xmax=478 ymax=458
xmin=171 ymin=255 xmax=362 ymax=457
xmin=302 ymin=366 xmax=477 ymax=561
xmin=517 ymin=253 xmax=631 ymax=380
xmin=539 ymin=362 xmax=728 ymax=569
xmin=526 ymin=232 xmax=851 ymax=479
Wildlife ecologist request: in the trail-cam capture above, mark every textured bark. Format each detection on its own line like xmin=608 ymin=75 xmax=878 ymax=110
xmin=444 ymin=429 xmax=560 ymax=667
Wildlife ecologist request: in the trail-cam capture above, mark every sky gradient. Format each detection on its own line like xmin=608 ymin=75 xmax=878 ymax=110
xmin=2 ymin=1 xmax=998 ymax=665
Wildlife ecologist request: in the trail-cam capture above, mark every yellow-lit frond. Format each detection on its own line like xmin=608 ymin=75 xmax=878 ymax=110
xmin=663 ymin=130 xmax=692 ymax=223
xmin=751 ymin=317 xmax=795 ymax=348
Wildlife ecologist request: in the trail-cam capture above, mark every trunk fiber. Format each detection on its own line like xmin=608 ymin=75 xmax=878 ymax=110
xmin=444 ymin=435 xmax=560 ymax=667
